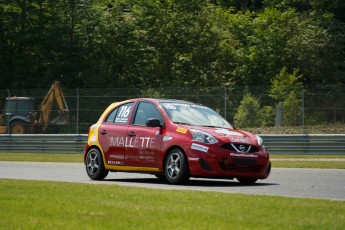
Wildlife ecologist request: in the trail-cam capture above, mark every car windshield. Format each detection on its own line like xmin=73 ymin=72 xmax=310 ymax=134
xmin=160 ymin=101 xmax=233 ymax=129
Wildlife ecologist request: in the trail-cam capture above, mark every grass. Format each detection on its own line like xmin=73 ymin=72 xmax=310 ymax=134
xmin=270 ymin=154 xmax=345 ymax=169
xmin=270 ymin=154 xmax=345 ymax=159
xmin=1 ymin=152 xmax=345 ymax=169
xmin=247 ymin=125 xmax=345 ymax=134
xmin=0 ymin=152 xmax=83 ymax=163
xmin=1 ymin=179 xmax=344 ymax=229
xmin=271 ymin=160 xmax=345 ymax=169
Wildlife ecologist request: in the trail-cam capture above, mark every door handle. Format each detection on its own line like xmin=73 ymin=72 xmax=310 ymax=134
xmin=128 ymin=132 xmax=136 ymax=137
xmin=100 ymin=130 xmax=107 ymax=135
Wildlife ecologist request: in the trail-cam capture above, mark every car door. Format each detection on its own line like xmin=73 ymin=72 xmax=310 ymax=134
xmin=97 ymin=102 xmax=135 ymax=166
xmin=124 ymin=101 xmax=164 ymax=168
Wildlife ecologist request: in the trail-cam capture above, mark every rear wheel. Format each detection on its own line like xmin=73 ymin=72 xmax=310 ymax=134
xmin=10 ymin=120 xmax=28 ymax=134
xmin=85 ymin=148 xmax=108 ymax=180
xmin=165 ymin=149 xmax=190 ymax=184
xmin=155 ymin=174 xmax=167 ymax=182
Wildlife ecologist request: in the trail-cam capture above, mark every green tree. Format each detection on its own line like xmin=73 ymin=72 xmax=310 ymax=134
xmin=269 ymin=67 xmax=303 ymax=126
xmin=259 ymin=105 xmax=275 ymax=127
xmin=282 ymin=91 xmax=302 ymax=126
xmin=269 ymin=67 xmax=303 ymax=102
xmin=0 ymin=0 xmax=87 ymax=88
xmin=234 ymin=93 xmax=261 ymax=128
xmin=128 ymin=0 xmax=236 ymax=88
xmin=0 ymin=0 xmax=344 ymax=90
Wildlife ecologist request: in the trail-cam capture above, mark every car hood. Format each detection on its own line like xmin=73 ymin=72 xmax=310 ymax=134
xmin=192 ymin=127 xmax=259 ymax=146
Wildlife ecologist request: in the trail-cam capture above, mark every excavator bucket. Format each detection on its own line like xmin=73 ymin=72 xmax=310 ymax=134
xmin=50 ymin=113 xmax=69 ymax=125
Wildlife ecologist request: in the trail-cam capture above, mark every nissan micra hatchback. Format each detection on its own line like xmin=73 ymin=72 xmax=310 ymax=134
xmin=84 ymin=98 xmax=271 ymax=184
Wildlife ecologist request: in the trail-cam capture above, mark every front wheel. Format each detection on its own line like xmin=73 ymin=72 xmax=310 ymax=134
xmin=85 ymin=148 xmax=108 ymax=180
xmin=165 ymin=149 xmax=190 ymax=184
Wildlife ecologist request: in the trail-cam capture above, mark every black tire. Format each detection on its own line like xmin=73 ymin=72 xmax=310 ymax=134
xmin=264 ymin=161 xmax=272 ymax=178
xmin=164 ymin=149 xmax=190 ymax=184
xmin=85 ymin=148 xmax=109 ymax=180
xmin=10 ymin=120 xmax=28 ymax=134
xmin=237 ymin=178 xmax=258 ymax=184
xmin=155 ymin=174 xmax=168 ymax=182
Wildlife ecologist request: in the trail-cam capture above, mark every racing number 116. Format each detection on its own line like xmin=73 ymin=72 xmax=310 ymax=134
xmin=118 ymin=106 xmax=131 ymax=119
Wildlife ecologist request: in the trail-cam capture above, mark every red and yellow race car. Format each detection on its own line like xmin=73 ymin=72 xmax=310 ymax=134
xmin=84 ymin=98 xmax=271 ymax=184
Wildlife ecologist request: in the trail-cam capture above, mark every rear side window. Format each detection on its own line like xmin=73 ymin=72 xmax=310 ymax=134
xmin=114 ymin=103 xmax=134 ymax=124
xmin=105 ymin=103 xmax=134 ymax=124
xmin=105 ymin=108 xmax=118 ymax=123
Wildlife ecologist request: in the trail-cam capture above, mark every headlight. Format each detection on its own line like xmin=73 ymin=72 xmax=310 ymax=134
xmin=190 ymin=129 xmax=218 ymax=144
xmin=256 ymin=135 xmax=264 ymax=147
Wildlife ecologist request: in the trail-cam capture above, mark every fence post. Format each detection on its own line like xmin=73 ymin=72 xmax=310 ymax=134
xmin=301 ymin=89 xmax=305 ymax=133
xmin=275 ymin=103 xmax=283 ymax=126
xmin=76 ymin=88 xmax=79 ymax=134
xmin=224 ymin=88 xmax=227 ymax=120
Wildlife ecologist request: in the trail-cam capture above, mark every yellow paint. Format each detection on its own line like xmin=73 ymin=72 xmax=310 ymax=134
xmin=86 ymin=99 xmax=142 ymax=169
xmin=86 ymin=101 xmax=126 ymax=165
xmin=106 ymin=165 xmax=160 ymax=172
xmin=87 ymin=101 xmax=124 ymax=145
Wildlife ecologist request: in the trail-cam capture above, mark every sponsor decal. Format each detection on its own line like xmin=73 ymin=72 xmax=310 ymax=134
xmin=216 ymin=129 xmax=242 ymax=136
xmin=191 ymin=143 xmax=209 ymax=153
xmin=125 ymin=155 xmax=138 ymax=160
xmin=188 ymin=158 xmax=199 ymax=162
xmin=114 ymin=105 xmax=133 ymax=123
xmin=163 ymin=103 xmax=177 ymax=110
xmin=109 ymin=154 xmax=124 ymax=160
xmin=139 ymin=155 xmax=154 ymax=160
xmin=162 ymin=103 xmax=208 ymax=110
xmin=230 ymin=153 xmax=258 ymax=158
xmin=176 ymin=127 xmax=188 ymax=134
xmin=229 ymin=137 xmax=249 ymax=143
xmin=124 ymin=154 xmax=154 ymax=161
xmin=88 ymin=124 xmax=100 ymax=142
xmin=239 ymin=138 xmax=249 ymax=143
xmin=107 ymin=160 xmax=124 ymax=165
xmin=110 ymin=136 xmax=155 ymax=148
xmin=120 ymin=150 xmax=155 ymax=161
xmin=163 ymin=135 xmax=173 ymax=142
xmin=140 ymin=150 xmax=154 ymax=154
xmin=90 ymin=133 xmax=97 ymax=142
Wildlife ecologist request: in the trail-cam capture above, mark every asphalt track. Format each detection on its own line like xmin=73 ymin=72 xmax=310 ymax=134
xmin=1 ymin=161 xmax=345 ymax=201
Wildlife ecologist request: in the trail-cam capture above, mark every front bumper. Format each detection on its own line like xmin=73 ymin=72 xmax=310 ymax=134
xmin=187 ymin=145 xmax=271 ymax=180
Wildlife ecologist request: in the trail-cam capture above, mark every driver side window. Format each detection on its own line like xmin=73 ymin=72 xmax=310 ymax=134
xmin=133 ymin=102 xmax=163 ymax=126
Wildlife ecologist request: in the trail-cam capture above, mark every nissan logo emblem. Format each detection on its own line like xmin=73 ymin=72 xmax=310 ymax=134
xmin=239 ymin=145 xmax=246 ymax=152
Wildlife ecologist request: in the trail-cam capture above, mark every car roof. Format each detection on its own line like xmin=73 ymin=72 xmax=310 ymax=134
xmin=109 ymin=98 xmax=200 ymax=107
xmin=140 ymin=98 xmax=196 ymax=105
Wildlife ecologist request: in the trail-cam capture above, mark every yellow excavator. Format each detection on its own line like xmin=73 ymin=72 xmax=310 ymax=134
xmin=0 ymin=81 xmax=69 ymax=134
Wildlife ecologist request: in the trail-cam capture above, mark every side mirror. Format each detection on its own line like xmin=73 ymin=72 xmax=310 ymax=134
xmin=146 ymin=118 xmax=164 ymax=128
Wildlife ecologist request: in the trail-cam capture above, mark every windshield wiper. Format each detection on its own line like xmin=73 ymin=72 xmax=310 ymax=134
xmin=173 ymin=121 xmax=192 ymax=126
xmin=200 ymin=125 xmax=223 ymax=128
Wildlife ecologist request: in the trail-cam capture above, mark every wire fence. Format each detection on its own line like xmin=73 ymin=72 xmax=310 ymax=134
xmin=1 ymin=85 xmax=345 ymax=134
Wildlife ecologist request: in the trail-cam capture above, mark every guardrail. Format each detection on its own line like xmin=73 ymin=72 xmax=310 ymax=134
xmin=0 ymin=134 xmax=344 ymax=154
xmin=0 ymin=134 xmax=87 ymax=153
xmin=263 ymin=134 xmax=345 ymax=155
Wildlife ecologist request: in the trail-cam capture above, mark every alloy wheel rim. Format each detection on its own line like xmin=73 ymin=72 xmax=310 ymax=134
xmin=87 ymin=151 xmax=99 ymax=175
xmin=167 ymin=152 xmax=181 ymax=179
